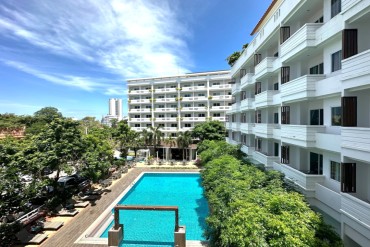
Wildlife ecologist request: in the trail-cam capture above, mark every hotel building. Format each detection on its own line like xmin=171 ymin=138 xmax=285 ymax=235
xmin=226 ymin=0 xmax=370 ymax=246
xmin=127 ymin=70 xmax=232 ymax=137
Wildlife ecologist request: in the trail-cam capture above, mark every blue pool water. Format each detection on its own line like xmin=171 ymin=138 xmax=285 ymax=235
xmin=100 ymin=173 xmax=209 ymax=247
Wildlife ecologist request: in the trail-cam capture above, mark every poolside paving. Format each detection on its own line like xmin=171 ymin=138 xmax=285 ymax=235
xmin=40 ymin=167 xmax=205 ymax=247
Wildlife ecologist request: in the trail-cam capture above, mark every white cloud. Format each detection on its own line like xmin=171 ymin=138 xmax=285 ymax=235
xmin=0 ymin=0 xmax=192 ymax=80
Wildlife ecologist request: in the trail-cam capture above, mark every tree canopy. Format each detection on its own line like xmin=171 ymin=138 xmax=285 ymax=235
xmin=192 ymin=120 xmax=226 ymax=142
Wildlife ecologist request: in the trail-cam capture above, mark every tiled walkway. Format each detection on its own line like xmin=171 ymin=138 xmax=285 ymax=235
xmin=41 ymin=167 xmax=204 ymax=247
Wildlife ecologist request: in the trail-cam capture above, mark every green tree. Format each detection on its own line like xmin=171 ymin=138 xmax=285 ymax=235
xmin=148 ymin=126 xmax=163 ymax=155
xmin=198 ymin=140 xmax=244 ymax=164
xmin=112 ymin=121 xmax=134 ymax=159
xmin=33 ymin=107 xmax=62 ymax=122
xmin=163 ymin=136 xmax=176 ymax=160
xmin=226 ymin=51 xmax=241 ymax=66
xmin=79 ymin=116 xmax=102 ymax=135
xmin=192 ymin=121 xmax=226 ymax=142
xmin=177 ymin=131 xmax=192 ymax=160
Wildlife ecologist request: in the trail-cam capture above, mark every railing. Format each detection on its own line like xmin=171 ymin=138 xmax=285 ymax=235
xmin=342 ymin=0 xmax=362 ymax=13
xmin=240 ymin=73 xmax=254 ymax=89
xmin=281 ymin=75 xmax=325 ymax=101
xmin=211 ymin=95 xmax=232 ymax=100
xmin=240 ymin=98 xmax=254 ymax=110
xmin=254 ymin=57 xmax=277 ymax=79
xmin=342 ymin=127 xmax=370 ymax=152
xmin=254 ymin=123 xmax=278 ymax=137
xmin=253 ymin=151 xmax=279 ymax=167
xmin=156 ymin=118 xmax=177 ymax=122
xmin=341 ymin=193 xmax=370 ymax=227
xmin=281 ymin=125 xmax=325 ymax=147
xmin=255 ymin=90 xmax=278 ymax=107
xmin=182 ymin=117 xmax=206 ymax=122
xmin=342 ymin=49 xmax=370 ymax=81
xmin=154 ymin=108 xmax=177 ymax=112
xmin=231 ymin=83 xmax=240 ymax=94
xmin=155 ymin=88 xmax=177 ymax=93
xmin=240 ymin=123 xmax=254 ymax=134
xmin=156 ymin=98 xmax=177 ymax=103
xmin=181 ymin=86 xmax=206 ymax=92
xmin=182 ymin=96 xmax=208 ymax=102
xmin=241 ymin=145 xmax=255 ymax=155
xmin=130 ymin=118 xmax=152 ymax=122
xmin=212 ymin=117 xmax=226 ymax=121
xmin=129 ymin=90 xmax=151 ymax=95
xmin=210 ymin=106 xmax=231 ymax=111
xmin=181 ymin=107 xmax=205 ymax=111
xmin=210 ymin=84 xmax=232 ymax=90
xmin=315 ymin=183 xmax=341 ymax=211
xmin=129 ymin=99 xmax=151 ymax=104
xmin=280 ymin=163 xmax=325 ymax=191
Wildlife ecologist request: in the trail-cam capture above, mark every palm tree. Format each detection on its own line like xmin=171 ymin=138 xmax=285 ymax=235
xmin=141 ymin=129 xmax=152 ymax=147
xmin=149 ymin=125 xmax=163 ymax=155
xmin=163 ymin=136 xmax=176 ymax=160
xmin=177 ymin=131 xmax=192 ymax=160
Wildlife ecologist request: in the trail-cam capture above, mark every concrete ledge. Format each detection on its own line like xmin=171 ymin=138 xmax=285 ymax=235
xmin=108 ymin=225 xmax=123 ymax=247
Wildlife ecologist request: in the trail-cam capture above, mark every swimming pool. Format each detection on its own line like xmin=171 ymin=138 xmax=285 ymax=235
xmin=78 ymin=172 xmax=209 ymax=247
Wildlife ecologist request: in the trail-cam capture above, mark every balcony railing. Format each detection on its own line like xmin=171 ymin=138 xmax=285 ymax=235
xmin=281 ymin=75 xmax=325 ymax=102
xmin=240 ymin=98 xmax=254 ymax=111
xmin=156 ymin=117 xmax=177 ymax=122
xmin=231 ymin=84 xmax=240 ymax=94
xmin=210 ymin=106 xmax=231 ymax=111
xmin=210 ymin=84 xmax=232 ymax=90
xmin=253 ymin=151 xmax=279 ymax=168
xmin=342 ymin=127 xmax=370 ymax=161
xmin=341 ymin=193 xmax=370 ymax=227
xmin=241 ymin=145 xmax=255 ymax=155
xmin=161 ymin=127 xmax=178 ymax=132
xmin=182 ymin=96 xmax=208 ymax=102
xmin=130 ymin=118 xmax=152 ymax=123
xmin=254 ymin=123 xmax=278 ymax=138
xmin=155 ymin=88 xmax=177 ymax=93
xmin=154 ymin=108 xmax=177 ymax=112
xmin=240 ymin=73 xmax=254 ymax=89
xmin=129 ymin=89 xmax=151 ymax=95
xmin=182 ymin=117 xmax=206 ymax=122
xmin=181 ymin=86 xmax=206 ymax=92
xmin=212 ymin=117 xmax=226 ymax=121
xmin=315 ymin=184 xmax=341 ymax=212
xmin=129 ymin=99 xmax=151 ymax=104
xmin=129 ymin=108 xmax=151 ymax=113
xmin=131 ymin=127 xmax=147 ymax=131
xmin=280 ymin=23 xmax=323 ymax=61
xmin=211 ymin=95 xmax=232 ymax=100
xmin=342 ymin=49 xmax=370 ymax=88
xmin=280 ymin=163 xmax=325 ymax=191
xmin=230 ymin=103 xmax=240 ymax=113
xmin=181 ymin=107 xmax=206 ymax=112
xmin=254 ymin=57 xmax=278 ymax=79
xmin=254 ymin=90 xmax=279 ymax=107
xmin=231 ymin=122 xmax=240 ymax=131
xmin=240 ymin=123 xmax=254 ymax=134
xmin=156 ymin=98 xmax=177 ymax=103
xmin=281 ymin=125 xmax=325 ymax=147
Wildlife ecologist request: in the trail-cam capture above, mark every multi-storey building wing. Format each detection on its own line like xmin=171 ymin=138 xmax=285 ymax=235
xmin=127 ymin=70 xmax=232 ymax=136
xmin=226 ymin=0 xmax=370 ymax=246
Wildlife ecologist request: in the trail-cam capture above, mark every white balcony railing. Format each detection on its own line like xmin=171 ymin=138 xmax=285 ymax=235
xmin=156 ymin=117 xmax=177 ymax=122
xmin=241 ymin=145 xmax=255 ymax=155
xmin=342 ymin=49 xmax=370 ymax=89
xmin=280 ymin=163 xmax=325 ymax=191
xmin=240 ymin=73 xmax=254 ymax=89
xmin=211 ymin=95 xmax=232 ymax=100
xmin=280 ymin=23 xmax=323 ymax=61
xmin=315 ymin=184 xmax=341 ymax=212
xmin=342 ymin=127 xmax=370 ymax=161
xmin=209 ymin=84 xmax=232 ymax=90
xmin=129 ymin=99 xmax=151 ymax=104
xmin=210 ymin=106 xmax=231 ymax=111
xmin=181 ymin=86 xmax=207 ymax=92
xmin=231 ymin=122 xmax=240 ymax=131
xmin=231 ymin=84 xmax=240 ymax=94
xmin=212 ymin=117 xmax=226 ymax=121
xmin=182 ymin=96 xmax=208 ymax=102
xmin=253 ymin=151 xmax=280 ymax=167
xmin=254 ymin=123 xmax=278 ymax=138
xmin=155 ymin=88 xmax=177 ymax=93
xmin=154 ymin=108 xmax=177 ymax=112
xmin=240 ymin=98 xmax=254 ymax=111
xmin=254 ymin=57 xmax=278 ymax=79
xmin=240 ymin=123 xmax=254 ymax=134
xmin=341 ymin=193 xmax=370 ymax=227
xmin=281 ymin=125 xmax=325 ymax=147
xmin=255 ymin=90 xmax=279 ymax=107
xmin=155 ymin=98 xmax=177 ymax=103
xmin=342 ymin=0 xmax=363 ymax=13
xmin=161 ymin=127 xmax=178 ymax=132
xmin=181 ymin=107 xmax=206 ymax=112
xmin=230 ymin=103 xmax=240 ymax=113
xmin=281 ymin=75 xmax=325 ymax=102
xmin=131 ymin=127 xmax=147 ymax=131
xmin=129 ymin=118 xmax=152 ymax=123
xmin=129 ymin=108 xmax=151 ymax=113
xmin=129 ymin=89 xmax=151 ymax=95
xmin=182 ymin=117 xmax=206 ymax=122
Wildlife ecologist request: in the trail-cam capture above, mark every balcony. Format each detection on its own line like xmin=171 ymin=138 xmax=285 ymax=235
xmin=129 ymin=99 xmax=151 ymax=104
xmin=211 ymin=95 xmax=232 ymax=101
xmin=131 ymin=127 xmax=147 ymax=132
xmin=212 ymin=117 xmax=226 ymax=122
xmin=129 ymin=108 xmax=151 ymax=113
xmin=154 ymin=108 xmax=177 ymax=113
xmin=240 ymin=73 xmax=254 ymax=89
xmin=129 ymin=89 xmax=151 ymax=95
xmin=210 ymin=106 xmax=231 ymax=111
xmin=154 ymin=88 xmax=177 ymax=93
xmin=253 ymin=151 xmax=280 ymax=168
xmin=342 ymin=0 xmax=363 ymax=13
xmin=281 ymin=75 xmax=325 ymax=102
xmin=182 ymin=107 xmax=206 ymax=112
xmin=226 ymin=122 xmax=232 ymax=130
xmin=342 ymin=49 xmax=370 ymax=90
xmin=180 ymin=127 xmax=193 ymax=132
xmin=240 ymin=123 xmax=253 ymax=134
xmin=254 ymin=123 xmax=278 ymax=138
xmin=227 ymin=138 xmax=240 ymax=145
xmin=341 ymin=193 xmax=370 ymax=228
xmin=182 ymin=117 xmax=206 ymax=122
xmin=281 ymin=125 xmax=325 ymax=148
xmin=210 ymin=84 xmax=232 ymax=90
xmin=280 ymin=163 xmax=325 ymax=191
xmin=230 ymin=103 xmax=240 ymax=113
xmin=254 ymin=57 xmax=278 ymax=79
xmin=161 ymin=127 xmax=178 ymax=132
xmin=182 ymin=96 xmax=208 ymax=102
xmin=342 ymin=127 xmax=370 ymax=162
xmin=156 ymin=98 xmax=176 ymax=103
xmin=315 ymin=184 xmax=341 ymax=212
xmin=231 ymin=122 xmax=240 ymax=131
xmin=231 ymin=84 xmax=240 ymax=94
xmin=254 ymin=90 xmax=279 ymax=108
xmin=156 ymin=117 xmax=177 ymax=122
xmin=280 ymin=23 xmax=323 ymax=62
xmin=240 ymin=98 xmax=254 ymax=111
xmin=241 ymin=145 xmax=255 ymax=155
xmin=181 ymin=86 xmax=206 ymax=92
xmin=130 ymin=118 xmax=151 ymax=123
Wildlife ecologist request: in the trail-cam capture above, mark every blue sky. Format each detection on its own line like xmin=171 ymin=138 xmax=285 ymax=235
xmin=0 ymin=0 xmax=271 ymax=119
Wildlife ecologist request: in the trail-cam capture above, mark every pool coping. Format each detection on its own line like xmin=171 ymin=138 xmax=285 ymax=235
xmin=75 ymin=171 xmax=204 ymax=246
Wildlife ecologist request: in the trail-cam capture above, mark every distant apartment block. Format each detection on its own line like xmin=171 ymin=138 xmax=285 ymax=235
xmin=101 ymin=98 xmax=123 ymax=126
xmin=127 ymin=70 xmax=232 ymax=137
xmin=226 ymin=0 xmax=370 ymax=246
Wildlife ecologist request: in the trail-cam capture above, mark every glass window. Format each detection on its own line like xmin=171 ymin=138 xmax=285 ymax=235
xmin=198 ymin=113 xmax=205 ymax=117
xmin=185 ymin=114 xmax=191 ymax=117
xmin=213 ymin=82 xmax=220 ymax=86
xmin=134 ymin=115 xmax=140 ymax=118
xmin=158 ymin=95 xmax=165 ymax=98
xmin=146 ymin=105 xmax=151 ymax=108
xmin=331 ymin=0 xmax=341 ymax=18
xmin=170 ymin=85 xmax=177 ymax=88
xmin=184 ymin=104 xmax=191 ymax=107
xmin=331 ymin=107 xmax=342 ymax=126
xmin=171 ymin=105 xmax=177 ymax=108
xmin=184 ymin=94 xmax=191 ymax=97
xmin=158 ymin=105 xmax=164 ymax=108
xmin=310 ymin=152 xmax=323 ymax=175
xmin=134 ymin=106 xmax=140 ymax=109
xmin=332 ymin=50 xmax=342 ymax=72
xmin=198 ymin=93 xmax=205 ymax=96
xmin=310 ymin=109 xmax=324 ymax=125
xmin=158 ymin=114 xmax=164 ymax=118
xmin=146 ymin=115 xmax=152 ymax=118
xmin=213 ymin=103 xmax=220 ymax=106
xmin=185 ymin=123 xmax=191 ymax=127
xmin=198 ymin=103 xmax=205 ymax=107
xmin=146 ymin=124 xmax=151 ymax=127
xmin=330 ymin=161 xmax=341 ymax=182
xmin=274 ymin=113 xmax=279 ymax=124
xmin=213 ymin=113 xmax=220 ymax=117
xmin=171 ymin=114 xmax=176 ymax=117
xmin=134 ymin=124 xmax=140 ymax=127
xmin=274 ymin=82 xmax=279 ymax=90
xmin=310 ymin=63 xmax=324 ymax=74
xmin=198 ymin=83 xmax=204 ymax=86
xmin=171 ymin=123 xmax=177 ymax=127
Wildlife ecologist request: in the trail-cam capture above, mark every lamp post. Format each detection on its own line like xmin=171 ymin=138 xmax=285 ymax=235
xmin=157 ymin=151 xmax=159 ymax=161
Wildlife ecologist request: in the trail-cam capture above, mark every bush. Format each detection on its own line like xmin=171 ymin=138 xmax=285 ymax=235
xmin=0 ymin=221 xmax=22 ymax=247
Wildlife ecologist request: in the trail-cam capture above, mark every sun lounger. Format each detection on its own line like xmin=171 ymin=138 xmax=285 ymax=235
xmin=78 ymin=192 xmax=100 ymax=201
xmin=43 ymin=221 xmax=63 ymax=230
xmin=16 ymin=229 xmax=48 ymax=244
xmin=56 ymin=208 xmax=79 ymax=217
xmin=74 ymin=201 xmax=89 ymax=208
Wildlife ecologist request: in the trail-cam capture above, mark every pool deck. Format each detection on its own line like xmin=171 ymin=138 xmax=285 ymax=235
xmin=40 ymin=167 xmax=207 ymax=247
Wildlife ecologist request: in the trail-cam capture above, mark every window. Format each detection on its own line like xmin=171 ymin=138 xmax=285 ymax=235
xmin=157 ymin=86 xmax=164 ymax=89
xmin=170 ymin=85 xmax=177 ymax=88
xmin=228 ymin=92 xmax=232 ymax=95
xmin=184 ymin=94 xmax=191 ymax=97
xmin=145 ymin=96 xmax=151 ymax=99
xmin=255 ymin=82 xmax=262 ymax=95
xmin=171 ymin=123 xmax=177 ymax=127
xmin=281 ymin=66 xmax=290 ymax=84
xmin=213 ymin=113 xmax=221 ymax=117
xmin=212 ymin=92 xmax=220 ymax=96
xmin=343 ymin=29 xmax=358 ymax=59
xmin=213 ymin=103 xmax=220 ymax=107
xmin=134 ymin=106 xmax=140 ymax=109
xmin=274 ymin=113 xmax=279 ymax=124
xmin=310 ymin=152 xmax=323 ymax=175
xmin=185 ymin=114 xmax=191 ymax=117
xmin=158 ymin=114 xmax=164 ymax=118
xmin=198 ymin=113 xmax=205 ymax=117
xmin=183 ymin=84 xmax=190 ymax=87
xmin=158 ymin=124 xmax=164 ymax=127
xmin=184 ymin=104 xmax=191 ymax=107
xmin=331 ymin=107 xmax=342 ymax=126
xmin=331 ymin=0 xmax=341 ymax=18
xmin=280 ymin=26 xmax=290 ymax=44
xmin=145 ymin=87 xmax=150 ymax=90
xmin=198 ymin=93 xmax=205 ymax=97
xmin=310 ymin=63 xmax=324 ymax=74
xmin=158 ymin=105 xmax=164 ymax=108
xmin=133 ymin=87 xmax=139 ymax=90
xmin=255 ymin=138 xmax=262 ymax=151
xmin=281 ymin=146 xmax=289 ymax=164
xmin=198 ymin=83 xmax=204 ymax=86
xmin=146 ymin=105 xmax=151 ymax=109
xmin=171 ymin=105 xmax=177 ymax=108
xmin=185 ymin=123 xmax=191 ymax=127
xmin=171 ymin=95 xmax=177 ymax=98
xmin=134 ymin=115 xmax=140 ymax=118
xmin=158 ymin=95 xmax=165 ymax=98
xmin=341 ymin=163 xmax=356 ymax=193
xmin=342 ymin=97 xmax=357 ymax=127
xmin=213 ymin=82 xmax=220 ymax=86
xmin=198 ymin=103 xmax=205 ymax=107
xmin=254 ymin=54 xmax=262 ymax=66
xmin=331 ymin=50 xmax=342 ymax=72
xmin=330 ymin=161 xmax=341 ymax=182
xmin=310 ymin=109 xmax=324 ymax=125
xmin=171 ymin=133 xmax=177 ymax=137
xmin=281 ymin=106 xmax=290 ymax=124
xmin=274 ymin=82 xmax=279 ymax=90
xmin=315 ymin=16 xmax=324 ymax=23
xmin=274 ymin=143 xmax=279 ymax=157
xmin=147 ymin=124 xmax=151 ymax=127
xmin=171 ymin=114 xmax=176 ymax=117
xmin=134 ymin=124 xmax=140 ymax=127
xmin=146 ymin=115 xmax=152 ymax=118
xmin=255 ymin=110 xmax=261 ymax=123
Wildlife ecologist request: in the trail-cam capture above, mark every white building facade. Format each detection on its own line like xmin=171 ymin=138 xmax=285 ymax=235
xmin=226 ymin=0 xmax=370 ymax=246
xmin=127 ymin=70 xmax=232 ymax=137
xmin=109 ymin=98 xmax=123 ymax=120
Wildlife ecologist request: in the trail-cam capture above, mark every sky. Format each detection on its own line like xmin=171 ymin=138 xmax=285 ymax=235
xmin=0 ymin=0 xmax=271 ymax=120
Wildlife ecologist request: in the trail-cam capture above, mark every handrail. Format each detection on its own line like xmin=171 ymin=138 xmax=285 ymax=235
xmin=113 ymin=205 xmax=179 ymax=231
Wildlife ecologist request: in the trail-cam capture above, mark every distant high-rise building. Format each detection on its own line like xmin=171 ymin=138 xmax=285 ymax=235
xmin=101 ymin=98 xmax=123 ymax=126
